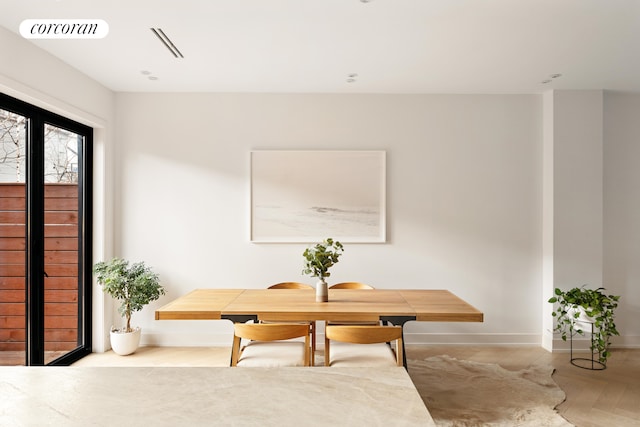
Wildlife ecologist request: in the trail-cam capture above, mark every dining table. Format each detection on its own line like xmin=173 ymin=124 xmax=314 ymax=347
xmin=155 ymin=288 xmax=483 ymax=367
xmin=155 ymin=288 xmax=483 ymax=323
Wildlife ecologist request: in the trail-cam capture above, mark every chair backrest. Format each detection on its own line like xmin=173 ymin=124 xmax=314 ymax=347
xmin=231 ymin=323 xmax=311 ymax=366
xmin=234 ymin=322 xmax=311 ymax=341
xmin=265 ymin=282 xmax=317 ymax=360
xmin=324 ymin=325 xmax=403 ymax=367
xmin=268 ymin=282 xmax=314 ymax=290
xmin=329 ymin=282 xmax=375 ymax=290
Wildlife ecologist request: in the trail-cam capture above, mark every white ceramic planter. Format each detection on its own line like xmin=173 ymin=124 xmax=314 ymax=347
xmin=569 ymin=306 xmax=597 ymax=331
xmin=110 ymin=327 xmax=141 ymax=356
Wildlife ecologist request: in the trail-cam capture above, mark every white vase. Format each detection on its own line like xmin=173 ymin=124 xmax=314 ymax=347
xmin=316 ymin=279 xmax=328 ymax=302
xmin=110 ymin=327 xmax=141 ymax=355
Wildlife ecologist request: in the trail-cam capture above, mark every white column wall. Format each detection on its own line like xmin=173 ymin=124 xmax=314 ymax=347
xmin=554 ymin=91 xmax=604 ymax=286
xmin=543 ymin=90 xmax=604 ymax=351
xmin=603 ymin=92 xmax=640 ymax=347
xmin=541 ymin=92 xmax=555 ymax=350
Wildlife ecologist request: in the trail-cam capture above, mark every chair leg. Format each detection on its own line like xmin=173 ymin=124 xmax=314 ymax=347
xmin=310 ymin=322 xmax=315 ymax=366
xmin=396 ymin=337 xmax=404 ymax=367
xmin=305 ymin=333 xmax=311 ymax=367
xmin=230 ymin=335 xmax=242 ymax=367
xmin=324 ymin=334 xmax=331 ymax=367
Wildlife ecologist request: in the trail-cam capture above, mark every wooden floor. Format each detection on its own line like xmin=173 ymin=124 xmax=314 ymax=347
xmin=7 ymin=346 xmax=640 ymax=427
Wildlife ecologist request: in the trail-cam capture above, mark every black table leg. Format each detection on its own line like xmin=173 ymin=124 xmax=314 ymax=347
xmin=379 ymin=316 xmax=416 ymax=369
xmin=223 ymin=315 xmax=259 ymax=365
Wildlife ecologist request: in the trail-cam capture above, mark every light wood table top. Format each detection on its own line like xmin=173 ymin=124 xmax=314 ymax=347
xmin=398 ymin=289 xmax=485 ymax=322
xmin=156 ymin=288 xmax=483 ymax=323
xmin=153 ymin=289 xmax=243 ymax=320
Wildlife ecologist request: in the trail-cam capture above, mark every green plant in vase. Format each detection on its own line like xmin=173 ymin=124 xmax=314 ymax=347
xmin=302 ymin=238 xmax=344 ymax=302
xmin=548 ymin=285 xmax=620 ymax=365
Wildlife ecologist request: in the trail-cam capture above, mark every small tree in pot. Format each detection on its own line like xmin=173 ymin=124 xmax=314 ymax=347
xmin=93 ymin=258 xmax=165 ymax=355
xmin=302 ymin=238 xmax=344 ymax=302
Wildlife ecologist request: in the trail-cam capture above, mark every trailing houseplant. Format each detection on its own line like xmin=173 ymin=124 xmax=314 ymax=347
xmin=548 ymin=285 xmax=620 ymax=364
xmin=93 ymin=258 xmax=165 ymax=355
xmin=302 ymin=238 xmax=344 ymax=302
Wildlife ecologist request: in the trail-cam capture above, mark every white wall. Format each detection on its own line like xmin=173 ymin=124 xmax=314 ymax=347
xmin=115 ymin=93 xmax=544 ymax=346
xmin=0 ymin=27 xmax=113 ymax=124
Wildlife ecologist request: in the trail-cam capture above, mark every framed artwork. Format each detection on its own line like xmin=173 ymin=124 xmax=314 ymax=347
xmin=250 ymin=150 xmax=386 ymax=243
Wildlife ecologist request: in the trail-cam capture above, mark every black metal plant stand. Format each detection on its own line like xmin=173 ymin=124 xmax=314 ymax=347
xmin=570 ymin=322 xmax=606 ymax=370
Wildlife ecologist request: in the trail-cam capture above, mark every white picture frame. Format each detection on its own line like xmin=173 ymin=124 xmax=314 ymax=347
xmin=250 ymin=150 xmax=386 ymax=243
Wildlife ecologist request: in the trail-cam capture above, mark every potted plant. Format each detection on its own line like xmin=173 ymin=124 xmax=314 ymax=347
xmin=548 ymin=285 xmax=620 ymax=366
xmin=93 ymin=258 xmax=165 ymax=355
xmin=302 ymin=238 xmax=344 ymax=302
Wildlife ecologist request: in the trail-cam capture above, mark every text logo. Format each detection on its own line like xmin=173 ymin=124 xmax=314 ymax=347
xmin=20 ymin=19 xmax=109 ymax=39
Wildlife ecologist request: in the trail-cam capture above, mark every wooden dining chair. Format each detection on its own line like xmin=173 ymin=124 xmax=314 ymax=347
xmin=329 ymin=282 xmax=375 ymax=290
xmin=328 ymin=282 xmax=380 ymax=326
xmin=324 ymin=325 xmax=404 ymax=367
xmin=265 ymin=282 xmax=317 ymax=359
xmin=231 ymin=323 xmax=312 ymax=367
xmin=268 ymin=282 xmax=314 ymax=289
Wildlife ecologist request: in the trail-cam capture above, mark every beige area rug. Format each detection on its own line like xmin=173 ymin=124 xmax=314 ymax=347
xmin=408 ymin=355 xmax=573 ymax=427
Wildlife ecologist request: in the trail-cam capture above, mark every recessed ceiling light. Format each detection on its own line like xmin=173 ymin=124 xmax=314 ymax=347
xmin=141 ymin=70 xmax=151 ymax=75
xmin=541 ymin=73 xmax=562 ymax=84
xmin=148 ymin=76 xmax=159 ymax=81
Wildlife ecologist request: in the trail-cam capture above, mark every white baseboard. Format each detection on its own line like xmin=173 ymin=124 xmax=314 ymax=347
xmin=140 ymin=332 xmax=233 ymax=347
xmin=139 ymin=331 xmax=640 ymax=349
xmin=142 ymin=332 xmax=545 ymax=348
xmin=403 ymin=332 xmax=543 ymax=346
xmin=549 ymin=335 xmax=640 ymax=351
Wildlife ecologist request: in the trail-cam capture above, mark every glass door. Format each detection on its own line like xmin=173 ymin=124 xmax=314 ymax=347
xmin=43 ymin=123 xmax=83 ymax=364
xmin=0 ymin=93 xmax=92 ymax=366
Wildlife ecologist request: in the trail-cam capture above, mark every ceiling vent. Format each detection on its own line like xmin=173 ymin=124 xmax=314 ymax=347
xmin=150 ymin=28 xmax=184 ymax=58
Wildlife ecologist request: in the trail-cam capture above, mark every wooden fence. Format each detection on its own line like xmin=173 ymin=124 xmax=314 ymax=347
xmin=0 ymin=183 xmax=79 ymax=352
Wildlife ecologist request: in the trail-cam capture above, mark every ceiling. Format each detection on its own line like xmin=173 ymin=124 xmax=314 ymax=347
xmin=1 ymin=0 xmax=640 ymax=94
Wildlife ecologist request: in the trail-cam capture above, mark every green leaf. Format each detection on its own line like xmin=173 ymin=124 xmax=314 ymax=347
xmin=301 ymin=238 xmax=344 ymax=279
